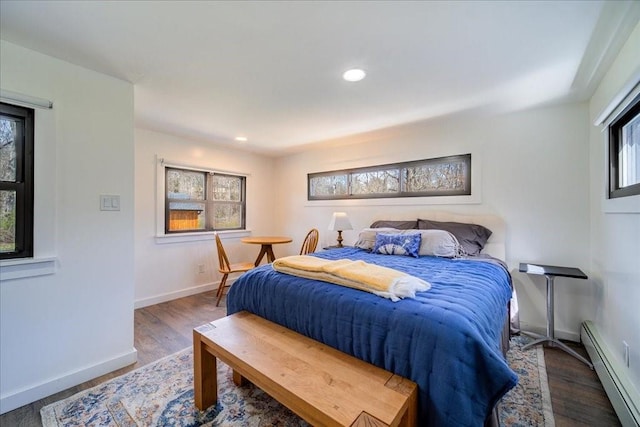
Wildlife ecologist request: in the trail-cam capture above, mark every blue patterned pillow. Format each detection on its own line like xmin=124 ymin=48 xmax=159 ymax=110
xmin=372 ymin=232 xmax=421 ymax=258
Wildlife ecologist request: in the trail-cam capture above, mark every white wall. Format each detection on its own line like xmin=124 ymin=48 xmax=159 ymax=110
xmin=134 ymin=128 xmax=276 ymax=307
xmin=589 ymin=22 xmax=640 ymax=392
xmin=0 ymin=41 xmax=135 ymax=412
xmin=274 ymin=102 xmax=592 ymax=341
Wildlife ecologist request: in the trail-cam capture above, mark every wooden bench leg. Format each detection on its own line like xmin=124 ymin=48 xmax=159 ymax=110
xmin=386 ymin=375 xmax=418 ymax=427
xmin=232 ymin=369 xmax=248 ymax=386
xmin=193 ymin=329 xmax=217 ymax=411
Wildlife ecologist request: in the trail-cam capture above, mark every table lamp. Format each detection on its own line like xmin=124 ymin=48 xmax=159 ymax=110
xmin=328 ymin=212 xmax=352 ymax=247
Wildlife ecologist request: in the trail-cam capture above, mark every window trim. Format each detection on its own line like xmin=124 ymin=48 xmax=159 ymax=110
xmin=0 ymin=257 xmax=57 ymax=281
xmin=0 ymin=102 xmax=34 ymax=260
xmin=608 ymin=92 xmax=640 ymax=199
xmin=154 ymin=229 xmax=251 ymax=245
xmin=156 ymin=157 xmax=248 ymax=238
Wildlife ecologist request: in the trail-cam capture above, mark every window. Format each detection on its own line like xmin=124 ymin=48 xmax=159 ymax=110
xmin=608 ymin=93 xmax=640 ymax=199
xmin=308 ymin=154 xmax=471 ymax=200
xmin=165 ymin=167 xmax=245 ymax=233
xmin=0 ymin=102 xmax=34 ymax=259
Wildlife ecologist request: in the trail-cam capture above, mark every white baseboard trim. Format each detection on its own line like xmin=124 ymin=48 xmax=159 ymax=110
xmin=581 ymin=321 xmax=640 ymax=427
xmin=0 ymin=348 xmax=137 ymax=415
xmin=519 ymin=321 xmax=580 ymax=342
xmin=134 ymin=279 xmax=233 ymax=309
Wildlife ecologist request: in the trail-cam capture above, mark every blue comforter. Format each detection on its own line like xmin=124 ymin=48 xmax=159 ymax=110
xmin=227 ymin=248 xmax=517 ymax=426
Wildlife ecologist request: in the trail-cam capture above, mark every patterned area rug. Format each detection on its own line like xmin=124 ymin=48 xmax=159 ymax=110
xmin=501 ymin=335 xmax=555 ymax=427
xmin=41 ymin=335 xmax=553 ymax=426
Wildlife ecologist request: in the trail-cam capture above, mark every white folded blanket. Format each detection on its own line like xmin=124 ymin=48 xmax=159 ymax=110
xmin=272 ymin=255 xmax=430 ymax=302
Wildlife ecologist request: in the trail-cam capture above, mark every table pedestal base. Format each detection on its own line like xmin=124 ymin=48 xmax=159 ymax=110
xmin=522 ymin=331 xmax=593 ymax=369
xmin=521 ymin=274 xmax=593 ymax=369
xmin=519 ymin=264 xmax=593 ymax=370
xmin=253 ymin=245 xmax=276 ymax=266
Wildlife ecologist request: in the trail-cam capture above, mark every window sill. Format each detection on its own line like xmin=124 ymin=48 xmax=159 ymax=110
xmin=305 ymin=193 xmax=481 ymax=207
xmin=603 ymin=193 xmax=640 ymax=213
xmin=0 ymin=257 xmax=57 ymax=281
xmin=155 ymin=229 xmax=252 ymax=244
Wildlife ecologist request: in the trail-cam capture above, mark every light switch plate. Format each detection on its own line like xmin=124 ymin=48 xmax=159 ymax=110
xmin=100 ymin=195 xmax=120 ymax=211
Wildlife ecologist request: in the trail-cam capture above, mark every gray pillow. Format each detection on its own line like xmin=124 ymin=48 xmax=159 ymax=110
xmin=417 ymin=230 xmax=462 ymax=258
xmin=417 ymin=219 xmax=492 ymax=256
xmin=354 ymin=227 xmax=399 ymax=250
xmin=370 ymin=220 xmax=418 ymax=230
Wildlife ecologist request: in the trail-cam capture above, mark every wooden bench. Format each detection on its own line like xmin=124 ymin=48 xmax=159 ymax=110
xmin=193 ymin=311 xmax=417 ymax=427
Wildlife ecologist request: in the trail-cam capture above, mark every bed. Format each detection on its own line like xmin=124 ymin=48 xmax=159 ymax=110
xmin=227 ymin=213 xmax=517 ymax=426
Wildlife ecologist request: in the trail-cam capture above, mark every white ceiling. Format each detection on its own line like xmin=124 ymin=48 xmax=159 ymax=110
xmin=1 ymin=1 xmax=639 ymax=155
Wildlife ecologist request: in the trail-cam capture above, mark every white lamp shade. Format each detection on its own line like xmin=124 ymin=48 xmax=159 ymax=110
xmin=328 ymin=212 xmax=353 ymax=231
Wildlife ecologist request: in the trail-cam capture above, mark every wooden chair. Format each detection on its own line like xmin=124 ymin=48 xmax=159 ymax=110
xmin=215 ymin=233 xmax=254 ymax=307
xmin=299 ymin=228 xmax=319 ymax=255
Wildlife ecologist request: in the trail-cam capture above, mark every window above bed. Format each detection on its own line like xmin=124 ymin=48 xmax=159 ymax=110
xmin=308 ymin=154 xmax=471 ymax=200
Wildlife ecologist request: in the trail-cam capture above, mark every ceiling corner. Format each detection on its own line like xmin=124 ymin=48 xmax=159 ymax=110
xmin=571 ymin=1 xmax=640 ymax=99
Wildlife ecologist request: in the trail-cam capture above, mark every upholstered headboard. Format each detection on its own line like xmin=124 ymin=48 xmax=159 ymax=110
xmin=370 ymin=211 xmax=506 ymax=260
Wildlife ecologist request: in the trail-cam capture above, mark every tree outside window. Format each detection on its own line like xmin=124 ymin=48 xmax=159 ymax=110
xmin=308 ymin=154 xmax=471 ymax=200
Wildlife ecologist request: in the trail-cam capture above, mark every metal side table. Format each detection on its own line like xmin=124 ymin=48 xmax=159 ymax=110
xmin=519 ymin=262 xmax=593 ymax=369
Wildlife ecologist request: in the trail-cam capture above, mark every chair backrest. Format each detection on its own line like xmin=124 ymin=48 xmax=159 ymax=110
xmin=300 ymin=228 xmax=319 ymax=255
xmin=215 ymin=233 xmax=231 ymax=272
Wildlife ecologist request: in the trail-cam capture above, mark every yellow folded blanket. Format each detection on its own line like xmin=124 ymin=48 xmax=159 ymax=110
xmin=272 ymin=255 xmax=430 ymax=301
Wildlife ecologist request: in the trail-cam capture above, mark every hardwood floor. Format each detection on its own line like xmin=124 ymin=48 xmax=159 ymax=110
xmin=544 ymin=341 xmax=621 ymax=426
xmin=1 ymin=291 xmax=621 ymax=426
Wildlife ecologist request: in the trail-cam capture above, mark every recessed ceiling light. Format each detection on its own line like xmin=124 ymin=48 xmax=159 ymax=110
xmin=342 ymin=69 xmax=366 ymax=82
xmin=235 ymin=136 xmax=248 ymax=142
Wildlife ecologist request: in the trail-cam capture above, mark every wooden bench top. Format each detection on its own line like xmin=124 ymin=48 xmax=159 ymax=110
xmin=193 ymin=311 xmax=417 ymax=427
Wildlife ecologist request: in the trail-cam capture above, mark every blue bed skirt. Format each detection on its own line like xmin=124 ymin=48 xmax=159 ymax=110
xmin=227 ymin=248 xmax=517 ymax=426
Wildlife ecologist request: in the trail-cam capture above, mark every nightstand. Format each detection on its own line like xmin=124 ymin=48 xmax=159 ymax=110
xmin=519 ymin=262 xmax=593 ymax=369
xmin=322 ymin=245 xmax=353 ymax=250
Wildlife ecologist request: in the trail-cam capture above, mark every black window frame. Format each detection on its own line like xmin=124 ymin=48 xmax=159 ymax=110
xmin=307 ymin=153 xmax=471 ymax=201
xmin=209 ymin=172 xmax=246 ymax=231
xmin=0 ymin=102 xmax=35 ymax=259
xmin=608 ymin=92 xmax=640 ymax=199
xmin=164 ymin=167 xmax=246 ymax=233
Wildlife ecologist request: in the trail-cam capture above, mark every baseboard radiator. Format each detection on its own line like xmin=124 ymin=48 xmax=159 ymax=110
xmin=581 ymin=321 xmax=640 ymax=427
